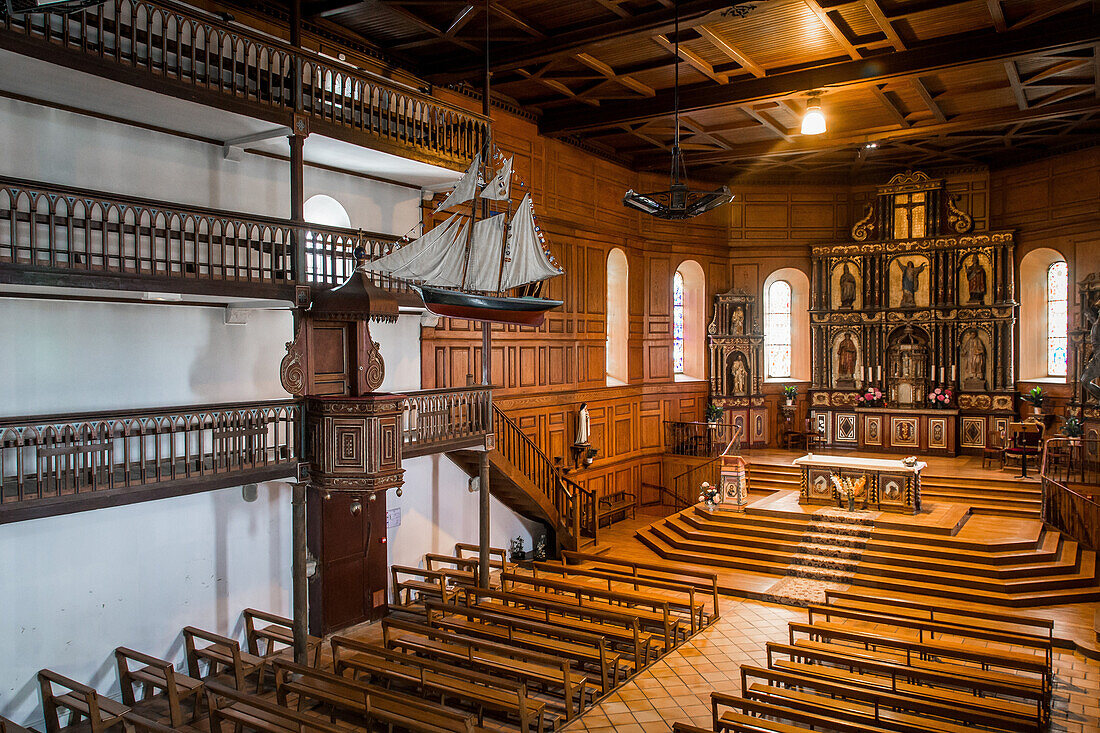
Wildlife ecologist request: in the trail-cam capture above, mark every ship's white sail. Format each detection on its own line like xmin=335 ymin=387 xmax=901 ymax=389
xmin=500 ymin=194 xmax=562 ymax=289
xmin=480 ymin=156 xmax=513 ymax=201
xmin=433 ymin=153 xmax=481 ymax=213
xmin=360 ymin=213 xmax=468 ymax=287
xmin=462 ymin=213 xmax=508 ymax=291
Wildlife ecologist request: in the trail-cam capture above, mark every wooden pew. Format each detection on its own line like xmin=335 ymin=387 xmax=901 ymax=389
xmin=115 ymin=647 xmax=204 ymax=727
xmin=423 ymin=600 xmax=621 ymax=694
xmin=0 ymin=717 xmax=37 ymax=733
xmin=242 ymin=609 xmax=321 ymax=668
xmin=183 ymin=626 xmax=266 ymax=692
xmin=741 ymin=665 xmax=1034 ymax=733
xmin=331 ymin=636 xmax=553 ymax=733
xmin=271 ymin=658 xmax=486 ymax=733
xmin=38 ymin=669 xmax=131 ymax=733
xmin=381 ymin=617 xmax=592 ymax=720
xmin=499 ymin=571 xmax=683 ymax=647
xmin=561 ymin=550 xmax=721 ymax=622
xmin=391 ymin=564 xmax=452 ymax=606
xmin=672 ymin=725 xmax=715 ymax=733
xmin=531 ymin=560 xmax=711 ymax=633
xmin=453 ymin=542 xmax=509 ymax=569
xmin=203 ymin=680 xmax=344 ymax=733
xmin=766 ymin=641 xmax=1043 ymax=730
xmin=711 ymin=693 xmax=893 ymax=733
xmin=596 ymin=490 xmax=636 ymax=527
xmin=452 ymin=584 xmax=660 ymax=666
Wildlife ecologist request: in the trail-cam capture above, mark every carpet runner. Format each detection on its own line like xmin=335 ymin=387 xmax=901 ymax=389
xmin=762 ymin=508 xmax=874 ymax=606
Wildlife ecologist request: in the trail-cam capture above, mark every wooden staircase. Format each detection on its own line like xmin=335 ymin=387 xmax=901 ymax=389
xmin=636 ymin=498 xmax=1100 ymax=608
xmin=449 ymin=406 xmax=598 ymax=552
xmin=747 ymin=461 xmax=1043 ymax=518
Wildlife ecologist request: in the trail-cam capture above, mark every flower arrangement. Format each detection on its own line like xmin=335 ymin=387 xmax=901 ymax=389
xmin=509 ymin=536 xmax=526 ymax=562
xmin=705 ymin=402 xmax=723 ymax=422
xmin=927 ymin=386 xmax=953 ymax=407
xmin=1022 ymin=386 xmax=1045 ymax=407
xmin=1062 ymin=415 xmax=1083 ymax=438
xmin=858 ymin=386 xmax=884 ymax=407
xmin=697 ymin=481 xmax=722 ymax=508
xmin=782 ymin=385 xmax=798 ymax=401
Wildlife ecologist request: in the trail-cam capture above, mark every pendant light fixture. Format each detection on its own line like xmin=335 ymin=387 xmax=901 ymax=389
xmin=623 ymin=0 xmax=733 ymax=220
xmin=801 ymin=92 xmax=827 ymax=135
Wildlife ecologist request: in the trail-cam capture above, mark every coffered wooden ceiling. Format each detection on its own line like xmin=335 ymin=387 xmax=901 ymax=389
xmin=301 ymin=0 xmax=1100 ymax=178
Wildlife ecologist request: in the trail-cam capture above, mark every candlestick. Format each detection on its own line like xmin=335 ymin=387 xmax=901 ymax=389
xmin=951 ymin=365 xmax=956 ymax=381
xmin=939 ymin=366 xmax=945 ymax=382
xmin=876 ymin=365 xmax=881 ymax=381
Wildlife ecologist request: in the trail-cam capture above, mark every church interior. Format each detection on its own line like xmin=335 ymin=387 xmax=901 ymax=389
xmin=3 ymin=0 xmax=1100 ymax=731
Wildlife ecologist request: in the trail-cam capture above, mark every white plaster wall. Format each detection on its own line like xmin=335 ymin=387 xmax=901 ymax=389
xmin=0 ymin=97 xmax=420 ymax=236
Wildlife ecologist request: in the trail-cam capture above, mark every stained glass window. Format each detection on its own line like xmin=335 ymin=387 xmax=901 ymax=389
xmin=673 ymin=271 xmax=685 ymax=374
xmin=1047 ymin=261 xmax=1068 ymax=376
xmin=765 ymin=280 xmax=792 ymax=378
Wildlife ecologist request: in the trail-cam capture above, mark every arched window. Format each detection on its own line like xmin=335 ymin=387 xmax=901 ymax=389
xmin=1048 ymin=261 xmax=1068 ymax=377
xmin=765 ymin=280 xmax=792 ymax=379
xmin=674 ymin=260 xmax=706 ymax=380
xmin=303 ymin=194 xmax=352 ymax=282
xmin=763 ymin=268 xmax=811 ymax=382
xmin=1019 ymin=248 xmax=1068 ymax=381
xmin=606 ymin=248 xmax=629 ymax=385
xmin=673 ymin=271 xmax=685 ymax=374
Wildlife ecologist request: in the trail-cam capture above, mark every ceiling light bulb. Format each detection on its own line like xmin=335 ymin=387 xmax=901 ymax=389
xmin=801 ymin=101 xmax=826 ymax=135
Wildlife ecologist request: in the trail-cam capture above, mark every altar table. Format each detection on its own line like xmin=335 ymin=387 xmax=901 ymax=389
xmin=793 ymin=454 xmax=926 ymax=514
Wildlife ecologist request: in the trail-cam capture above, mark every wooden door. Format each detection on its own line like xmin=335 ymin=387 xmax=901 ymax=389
xmin=307 ymin=490 xmax=388 ymax=635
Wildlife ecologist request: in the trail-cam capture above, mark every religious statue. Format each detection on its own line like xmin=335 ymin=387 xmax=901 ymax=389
xmin=1082 ymin=304 xmax=1100 ymax=402
xmin=731 ymin=356 xmax=748 ymax=395
xmin=837 ymin=332 xmax=858 ymax=383
xmin=731 ymin=307 xmax=744 ymax=335
xmin=574 ymin=402 xmax=590 ymax=445
xmin=965 ymin=257 xmax=987 ymax=303
xmin=839 ymin=262 xmax=857 ymax=309
xmin=960 ymin=331 xmax=987 ymax=390
xmin=899 ymin=259 xmax=927 ymax=307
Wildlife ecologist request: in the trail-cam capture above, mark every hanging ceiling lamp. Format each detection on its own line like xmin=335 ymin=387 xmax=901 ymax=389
xmin=801 ymin=92 xmax=827 ymax=135
xmin=623 ymin=0 xmax=733 ymax=220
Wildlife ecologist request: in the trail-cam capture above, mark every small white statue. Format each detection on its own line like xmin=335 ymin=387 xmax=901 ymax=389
xmin=575 ymin=402 xmax=590 ymax=445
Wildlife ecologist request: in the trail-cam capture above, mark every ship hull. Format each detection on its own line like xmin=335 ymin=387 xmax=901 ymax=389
xmin=418 ymin=286 xmax=562 ymax=327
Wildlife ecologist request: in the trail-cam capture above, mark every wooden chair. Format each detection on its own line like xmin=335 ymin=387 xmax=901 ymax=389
xmin=982 ymin=427 xmax=1006 ymax=469
xmin=804 ymin=418 xmax=825 ymax=451
xmin=115 ymin=647 xmax=204 ymax=727
xmin=1005 ymin=422 xmax=1043 ymax=479
xmin=38 ymin=669 xmax=132 ymax=733
xmin=182 ymin=626 xmax=265 ymax=692
xmin=243 ymin=608 xmax=321 ymax=668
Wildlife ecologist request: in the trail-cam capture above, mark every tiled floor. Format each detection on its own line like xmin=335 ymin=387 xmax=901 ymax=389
xmin=560 ymin=596 xmax=1100 ymax=733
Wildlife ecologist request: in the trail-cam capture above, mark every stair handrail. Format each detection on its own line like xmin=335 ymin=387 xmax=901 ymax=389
xmin=640 ymin=481 xmax=690 ymax=509
xmin=670 ymin=456 xmax=721 ymax=507
xmin=492 ymin=405 xmax=596 ymax=546
xmin=1040 ymin=436 xmax=1100 ymax=551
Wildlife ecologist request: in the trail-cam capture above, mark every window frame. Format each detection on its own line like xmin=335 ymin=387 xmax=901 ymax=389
xmin=765 ymin=279 xmax=793 ymax=380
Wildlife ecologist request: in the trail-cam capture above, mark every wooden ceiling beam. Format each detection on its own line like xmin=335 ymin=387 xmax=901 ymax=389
xmin=516 ymin=68 xmax=601 ymax=107
xmin=633 ymin=96 xmax=1100 ymax=167
xmin=1004 ymin=61 xmax=1029 ymax=110
xmin=1010 ymin=0 xmax=1091 ymax=31
xmin=541 ymin=14 xmax=1100 ymax=134
xmin=742 ymin=106 xmax=794 ymax=141
xmin=911 ymin=77 xmax=947 ymax=122
xmin=986 ymin=0 xmax=1007 ymax=31
xmin=871 ymin=84 xmax=910 ymax=127
xmin=864 ymin=0 xmax=906 ymax=51
xmin=575 ymin=52 xmax=656 ymax=96
xmin=592 ymin=0 xmax=630 ymax=19
xmin=652 ymin=35 xmax=729 ymax=84
xmin=695 ymin=25 xmax=766 ymax=77
xmin=1023 ymin=58 xmax=1092 ymax=85
xmin=1032 ymin=84 xmax=1093 ymax=107
xmin=805 ymin=0 xmax=862 ymax=59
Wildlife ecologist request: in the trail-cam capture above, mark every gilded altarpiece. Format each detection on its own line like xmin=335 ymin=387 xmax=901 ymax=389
xmin=809 ymin=171 xmax=1016 ymax=455
xmin=708 ymin=288 xmax=767 ymax=447
xmin=1072 ymin=273 xmax=1100 ymax=456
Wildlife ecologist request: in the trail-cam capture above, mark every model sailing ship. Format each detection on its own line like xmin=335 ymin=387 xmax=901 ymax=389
xmin=362 ymin=151 xmax=564 ymax=327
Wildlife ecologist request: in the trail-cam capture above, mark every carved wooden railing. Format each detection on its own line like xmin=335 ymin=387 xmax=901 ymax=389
xmin=0 ymin=0 xmax=487 ymax=168
xmin=665 ymin=420 xmax=741 ymax=457
xmin=1041 ymin=437 xmax=1100 ymax=551
xmin=0 ymin=399 xmax=301 ymax=523
xmin=493 ymin=405 xmax=597 ymax=549
xmin=0 ymin=175 xmax=411 ymax=295
xmin=403 ymin=386 xmax=492 ymax=458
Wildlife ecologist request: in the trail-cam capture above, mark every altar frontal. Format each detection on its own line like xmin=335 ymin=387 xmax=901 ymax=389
xmin=794 ymin=454 xmax=925 ymax=514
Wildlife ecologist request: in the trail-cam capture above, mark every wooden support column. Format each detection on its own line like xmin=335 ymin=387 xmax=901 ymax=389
xmin=291 ymin=480 xmax=308 ymax=664
xmin=478 ymin=0 xmax=492 ymax=591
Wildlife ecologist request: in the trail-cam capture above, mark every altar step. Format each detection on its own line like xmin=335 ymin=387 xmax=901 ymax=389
xmin=745 ymin=462 xmax=1042 ymax=518
xmin=636 ymin=503 xmax=1100 ymax=607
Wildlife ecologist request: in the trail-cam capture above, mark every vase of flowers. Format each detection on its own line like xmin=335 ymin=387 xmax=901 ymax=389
xmin=782 ymin=385 xmax=797 ymax=406
xmin=698 ymin=481 xmax=721 ymax=510
xmin=927 ymin=386 xmax=953 ymax=408
xmin=1022 ymin=387 xmax=1045 ymax=416
xmin=858 ymin=387 xmax=884 ymax=408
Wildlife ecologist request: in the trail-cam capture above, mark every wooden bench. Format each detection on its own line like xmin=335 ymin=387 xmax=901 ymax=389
xmin=203 ymin=680 xmax=344 ymax=733
xmin=423 ymin=600 xmax=621 ymax=694
xmin=183 ymin=626 xmax=266 ymax=692
xmin=115 ymin=647 xmax=204 ymax=727
xmin=452 ymin=584 xmax=660 ymax=666
xmin=0 ymin=717 xmax=36 ymax=733
xmin=766 ymin=641 xmax=1043 ymax=730
xmin=711 ymin=693 xmax=894 ymax=733
xmin=532 ymin=560 xmax=712 ymax=633
xmin=454 ymin=542 xmax=510 ymax=568
xmin=596 ymin=491 xmax=636 ymax=527
xmin=38 ymin=669 xmax=131 ymax=733
xmin=561 ymin=550 xmax=721 ymax=622
xmin=331 ymin=636 xmax=553 ymax=733
xmin=382 ymin=617 xmax=592 ymax=720
xmin=500 ymin=571 xmax=683 ymax=647
xmin=242 ymin=609 xmax=321 ymax=668
xmin=391 ymin=564 xmax=453 ymax=606
xmin=672 ymin=726 xmax=713 ymax=733
xmin=271 ymin=658 xmax=487 ymax=733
